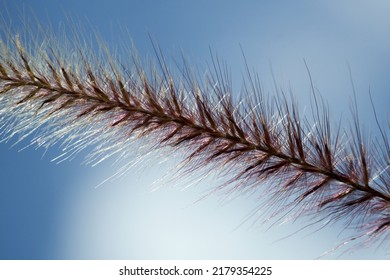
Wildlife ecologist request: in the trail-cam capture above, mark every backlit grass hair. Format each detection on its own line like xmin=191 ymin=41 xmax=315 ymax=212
xmin=0 ymin=19 xmax=389 ymax=254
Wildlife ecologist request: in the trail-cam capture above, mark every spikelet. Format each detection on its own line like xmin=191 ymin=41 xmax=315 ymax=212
xmin=0 ymin=21 xmax=389 ymax=253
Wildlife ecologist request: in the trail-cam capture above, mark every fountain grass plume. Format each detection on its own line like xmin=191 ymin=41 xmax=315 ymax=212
xmin=0 ymin=20 xmax=389 ymax=253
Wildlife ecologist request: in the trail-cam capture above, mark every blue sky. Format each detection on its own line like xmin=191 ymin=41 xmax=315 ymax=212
xmin=0 ymin=0 xmax=389 ymax=259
